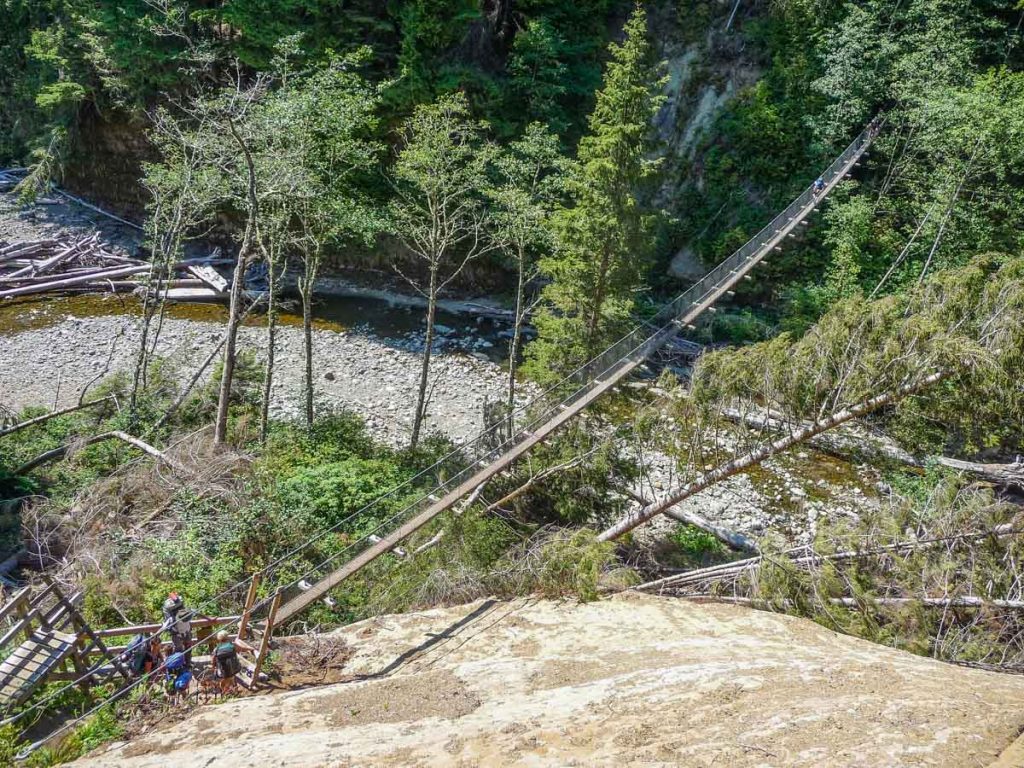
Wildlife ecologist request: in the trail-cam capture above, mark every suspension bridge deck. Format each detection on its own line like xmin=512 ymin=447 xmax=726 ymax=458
xmin=274 ymin=120 xmax=882 ymax=624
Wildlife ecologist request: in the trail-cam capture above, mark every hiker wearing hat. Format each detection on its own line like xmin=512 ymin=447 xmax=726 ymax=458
xmin=213 ymin=630 xmax=255 ymax=695
xmin=162 ymin=592 xmax=194 ymax=666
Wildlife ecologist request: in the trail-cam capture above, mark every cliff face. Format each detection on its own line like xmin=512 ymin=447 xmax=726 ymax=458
xmin=63 ymin=104 xmax=154 ymax=221
xmin=73 ymin=594 xmax=1024 ymax=768
xmin=648 ymin=1 xmax=764 ymax=282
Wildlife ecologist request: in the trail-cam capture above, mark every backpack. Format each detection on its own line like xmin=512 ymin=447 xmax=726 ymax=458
xmin=164 ymin=652 xmax=191 ymax=693
xmin=172 ymin=668 xmax=192 ymax=692
xmin=214 ymin=642 xmax=241 ymax=678
xmin=126 ymin=634 xmax=148 ymax=675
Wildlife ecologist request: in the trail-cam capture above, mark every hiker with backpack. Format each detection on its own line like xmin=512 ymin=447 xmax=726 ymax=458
xmin=162 ymin=591 xmax=194 ymax=666
xmin=213 ymin=630 xmax=255 ymax=695
xmin=124 ymin=633 xmax=163 ymax=677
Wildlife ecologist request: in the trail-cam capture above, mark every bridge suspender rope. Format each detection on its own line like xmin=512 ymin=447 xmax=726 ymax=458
xmin=273 ymin=118 xmax=883 ymax=624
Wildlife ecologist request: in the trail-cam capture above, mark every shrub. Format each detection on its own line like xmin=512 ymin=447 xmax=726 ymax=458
xmin=536 ymin=529 xmax=615 ymax=602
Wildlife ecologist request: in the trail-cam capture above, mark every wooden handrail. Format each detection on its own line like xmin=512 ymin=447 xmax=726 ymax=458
xmin=0 ymin=588 xmax=31 ymax=626
xmin=91 ymin=615 xmax=240 ymax=639
xmin=0 ymin=608 xmax=42 ymax=649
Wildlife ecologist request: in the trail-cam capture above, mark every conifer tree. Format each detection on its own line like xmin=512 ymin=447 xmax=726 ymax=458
xmin=525 ymin=5 xmax=665 ymax=384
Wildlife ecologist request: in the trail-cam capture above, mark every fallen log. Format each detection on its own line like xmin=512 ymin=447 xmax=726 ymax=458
xmin=2 ymin=241 xmax=84 ymax=281
xmin=0 ymin=264 xmax=151 ymax=298
xmin=617 ymin=485 xmax=759 ymax=552
xmin=598 ymin=371 xmax=950 ymax=542
xmin=722 ymin=407 xmax=1024 ymax=489
xmin=50 ymin=187 xmax=143 ymax=231
xmin=0 ymin=257 xmax=234 ymax=299
xmin=14 ymin=430 xmax=183 ymax=475
xmin=635 ymin=523 xmax=1018 ymax=593
xmin=935 ymin=457 xmax=1024 ymax=488
xmin=683 ymin=594 xmax=1024 ymax=610
xmin=0 ymin=396 xmax=115 ymax=439
xmin=189 ymin=259 xmax=228 ymax=292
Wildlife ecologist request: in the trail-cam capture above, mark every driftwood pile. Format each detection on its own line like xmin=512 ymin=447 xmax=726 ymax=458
xmin=0 ymin=236 xmax=231 ymax=302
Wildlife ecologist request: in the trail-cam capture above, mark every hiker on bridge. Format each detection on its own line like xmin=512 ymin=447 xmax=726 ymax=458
xmin=162 ymin=592 xmax=194 ymax=666
xmin=213 ymin=630 xmax=255 ymax=695
xmin=813 ymin=177 xmax=826 ymax=195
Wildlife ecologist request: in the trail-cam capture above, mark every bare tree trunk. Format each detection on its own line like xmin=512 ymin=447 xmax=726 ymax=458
xmin=260 ymin=256 xmax=280 ymax=443
xmin=410 ymin=264 xmax=439 ymax=449
xmin=507 ymin=249 xmax=526 ymax=438
xmin=935 ymin=457 xmax=1024 ymax=488
xmin=598 ymin=371 xmax=949 ymax=541
xmin=0 ymin=397 xmax=114 ymax=439
xmin=298 ymin=245 xmax=320 ymax=431
xmin=155 ymin=297 xmax=262 ymax=429
xmin=618 ymin=486 xmax=759 ymax=552
xmin=303 ymin=292 xmax=315 ymax=430
xmin=214 ymin=248 xmax=251 ymax=444
xmin=215 ymin=119 xmax=258 ymax=445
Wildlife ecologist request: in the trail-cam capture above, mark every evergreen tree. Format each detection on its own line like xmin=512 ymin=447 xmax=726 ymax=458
xmin=507 ymin=18 xmax=570 ymax=135
xmin=525 ymin=5 xmax=665 ymax=384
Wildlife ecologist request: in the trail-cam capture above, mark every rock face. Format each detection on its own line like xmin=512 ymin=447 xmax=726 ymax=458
xmin=73 ymin=595 xmax=1024 ymax=767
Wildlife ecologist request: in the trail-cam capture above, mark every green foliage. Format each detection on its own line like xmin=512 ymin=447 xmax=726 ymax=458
xmin=673 ymin=0 xmax=1021 ymax=332
xmin=668 ymin=523 xmax=729 ymax=569
xmin=526 ymin=6 xmax=667 ymax=383
xmin=536 ymin=528 xmax=614 ymax=602
xmin=692 ymin=256 xmax=1024 ymax=460
xmin=275 ymin=458 xmax=412 ymax=532
xmin=506 ymin=18 xmax=570 ymax=135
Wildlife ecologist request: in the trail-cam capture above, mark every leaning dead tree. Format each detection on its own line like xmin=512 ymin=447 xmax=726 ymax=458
xmin=15 ymin=431 xmax=183 ymax=475
xmin=598 ymin=255 xmax=1024 ymax=542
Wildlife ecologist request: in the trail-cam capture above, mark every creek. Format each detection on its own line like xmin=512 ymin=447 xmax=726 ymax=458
xmin=0 ymin=290 xmax=515 ymax=364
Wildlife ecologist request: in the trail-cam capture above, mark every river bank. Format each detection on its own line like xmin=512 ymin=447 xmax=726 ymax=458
xmin=0 ymin=191 xmax=533 ymax=446
xmin=0 ymin=305 xmax=527 ymax=447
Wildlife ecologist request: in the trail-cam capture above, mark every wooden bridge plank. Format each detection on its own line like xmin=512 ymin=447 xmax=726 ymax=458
xmin=0 ymin=629 xmax=78 ymax=707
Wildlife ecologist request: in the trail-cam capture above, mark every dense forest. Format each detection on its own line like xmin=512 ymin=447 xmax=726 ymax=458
xmin=1 ymin=1 xmax=1023 ymax=763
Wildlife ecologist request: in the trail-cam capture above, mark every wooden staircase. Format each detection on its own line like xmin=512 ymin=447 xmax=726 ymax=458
xmin=0 ymin=580 xmax=129 ymax=709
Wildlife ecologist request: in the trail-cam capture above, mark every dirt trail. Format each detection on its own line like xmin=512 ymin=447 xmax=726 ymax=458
xmin=71 ymin=594 xmax=1024 ymax=767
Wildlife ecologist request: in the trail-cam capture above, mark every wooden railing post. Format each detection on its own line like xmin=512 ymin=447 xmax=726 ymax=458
xmin=237 ymin=573 xmax=261 ymax=642
xmin=251 ymin=590 xmax=281 ymax=687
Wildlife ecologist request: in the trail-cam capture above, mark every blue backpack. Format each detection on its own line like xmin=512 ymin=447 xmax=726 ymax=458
xmin=165 ymin=652 xmax=191 ymax=692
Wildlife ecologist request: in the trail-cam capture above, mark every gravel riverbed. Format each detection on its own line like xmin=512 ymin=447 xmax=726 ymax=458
xmin=0 ymin=311 xmax=526 ymax=448
xmin=1 ymin=191 xmax=879 ymax=541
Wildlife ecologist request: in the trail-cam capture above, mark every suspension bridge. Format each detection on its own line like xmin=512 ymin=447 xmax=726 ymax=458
xmin=0 ymin=119 xmax=880 ymax=754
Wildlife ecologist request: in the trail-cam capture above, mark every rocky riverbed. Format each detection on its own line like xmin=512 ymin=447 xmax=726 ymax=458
xmin=1 ymin=191 xmax=882 ymax=543
xmin=0 ymin=307 xmax=527 ymax=448
xmin=0 ymin=192 xmax=531 ymax=447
